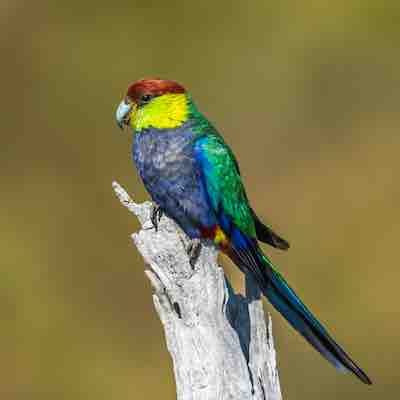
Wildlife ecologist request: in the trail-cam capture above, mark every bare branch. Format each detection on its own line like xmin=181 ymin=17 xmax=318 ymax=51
xmin=113 ymin=181 xmax=282 ymax=400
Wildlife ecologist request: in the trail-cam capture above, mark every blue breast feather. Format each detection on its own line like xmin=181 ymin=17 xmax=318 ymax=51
xmin=132 ymin=122 xmax=217 ymax=238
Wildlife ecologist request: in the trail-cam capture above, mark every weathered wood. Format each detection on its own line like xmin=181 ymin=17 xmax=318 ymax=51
xmin=113 ymin=181 xmax=282 ymax=400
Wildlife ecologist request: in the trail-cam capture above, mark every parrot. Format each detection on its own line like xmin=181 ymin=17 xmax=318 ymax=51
xmin=115 ymin=78 xmax=371 ymax=385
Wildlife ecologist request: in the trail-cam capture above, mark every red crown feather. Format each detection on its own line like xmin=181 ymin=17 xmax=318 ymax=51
xmin=126 ymin=79 xmax=186 ymax=102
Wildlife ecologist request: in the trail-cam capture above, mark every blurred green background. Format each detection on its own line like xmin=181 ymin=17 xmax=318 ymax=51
xmin=2 ymin=0 xmax=399 ymax=399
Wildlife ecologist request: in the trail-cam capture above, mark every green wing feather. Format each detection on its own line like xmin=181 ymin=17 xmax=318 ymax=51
xmin=193 ymin=133 xmax=256 ymax=237
xmin=193 ymin=131 xmax=289 ymax=250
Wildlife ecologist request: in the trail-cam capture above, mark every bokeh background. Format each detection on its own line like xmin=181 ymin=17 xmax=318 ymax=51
xmin=2 ymin=1 xmax=399 ymax=399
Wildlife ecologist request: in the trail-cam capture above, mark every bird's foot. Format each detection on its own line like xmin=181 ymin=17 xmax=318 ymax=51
xmin=186 ymin=238 xmax=202 ymax=267
xmin=150 ymin=204 xmax=163 ymax=232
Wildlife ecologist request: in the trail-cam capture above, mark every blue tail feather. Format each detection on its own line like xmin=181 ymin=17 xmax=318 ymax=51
xmin=229 ymin=229 xmax=371 ymax=385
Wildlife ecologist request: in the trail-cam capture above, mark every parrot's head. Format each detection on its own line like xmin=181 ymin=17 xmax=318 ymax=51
xmin=116 ymin=79 xmax=190 ymax=132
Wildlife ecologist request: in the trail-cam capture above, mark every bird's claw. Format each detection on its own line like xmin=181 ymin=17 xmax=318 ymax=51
xmin=186 ymin=239 xmax=202 ymax=267
xmin=150 ymin=205 xmax=163 ymax=232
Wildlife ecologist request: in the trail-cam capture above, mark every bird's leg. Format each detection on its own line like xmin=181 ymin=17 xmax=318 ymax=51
xmin=150 ymin=204 xmax=164 ymax=232
xmin=186 ymin=238 xmax=202 ymax=267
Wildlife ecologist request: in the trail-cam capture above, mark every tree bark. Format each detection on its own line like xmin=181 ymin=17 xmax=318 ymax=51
xmin=113 ymin=181 xmax=282 ymax=400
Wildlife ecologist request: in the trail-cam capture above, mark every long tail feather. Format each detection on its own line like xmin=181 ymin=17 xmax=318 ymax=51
xmin=228 ymin=230 xmax=372 ymax=384
xmin=263 ymin=256 xmax=371 ymax=384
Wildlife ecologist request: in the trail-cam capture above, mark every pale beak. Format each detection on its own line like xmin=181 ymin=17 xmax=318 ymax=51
xmin=116 ymin=99 xmax=132 ymax=130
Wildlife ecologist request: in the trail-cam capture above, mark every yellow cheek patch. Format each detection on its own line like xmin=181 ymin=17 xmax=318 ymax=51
xmin=132 ymin=93 xmax=189 ymax=131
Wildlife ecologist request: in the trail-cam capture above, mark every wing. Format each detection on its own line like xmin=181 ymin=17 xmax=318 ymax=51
xmin=193 ymin=134 xmax=256 ymax=238
xmin=194 ymin=133 xmax=289 ymax=249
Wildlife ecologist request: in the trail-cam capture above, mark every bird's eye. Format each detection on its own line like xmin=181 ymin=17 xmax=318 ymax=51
xmin=140 ymin=94 xmax=153 ymax=103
